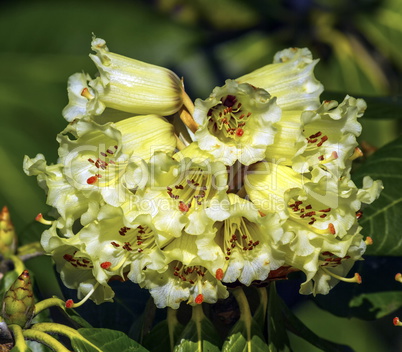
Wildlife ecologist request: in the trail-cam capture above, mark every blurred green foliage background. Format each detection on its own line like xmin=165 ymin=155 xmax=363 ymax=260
xmin=1 ymin=0 xmax=402 ymax=350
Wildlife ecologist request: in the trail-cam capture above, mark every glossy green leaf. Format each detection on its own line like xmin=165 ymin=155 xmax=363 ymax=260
xmin=221 ymin=288 xmax=268 ymax=352
xmin=142 ymin=308 xmax=184 ymax=352
xmin=174 ymin=305 xmax=221 ymax=352
xmin=0 ymin=270 xmax=19 ymax=297
xmin=352 ymin=136 xmax=402 ymax=256
xmin=274 ymin=288 xmax=353 ymax=352
xmin=221 ymin=318 xmax=268 ymax=352
xmin=71 ymin=328 xmax=149 ymax=352
xmin=142 ymin=318 xmax=184 ymax=352
xmin=349 ymin=291 xmax=402 ymax=319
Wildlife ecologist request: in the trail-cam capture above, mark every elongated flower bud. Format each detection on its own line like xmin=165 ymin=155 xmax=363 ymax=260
xmin=1 ymin=270 xmax=35 ymax=328
xmin=0 ymin=206 xmax=17 ymax=257
xmin=237 ymin=47 xmax=323 ymax=111
xmin=89 ymin=37 xmax=184 ymax=116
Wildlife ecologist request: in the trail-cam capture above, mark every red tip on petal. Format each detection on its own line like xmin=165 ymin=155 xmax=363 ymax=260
xmin=365 ymin=236 xmax=373 ymax=245
xmin=393 ymin=317 xmax=402 ymax=326
xmin=65 ymin=299 xmax=74 ymax=308
xmin=195 ymin=294 xmax=204 ymax=305
xmin=215 ymin=268 xmax=224 ymax=281
xmin=395 ymin=273 xmax=402 ymax=283
xmin=100 ymin=261 xmax=112 ymax=270
xmin=355 ymin=273 xmax=362 ymax=284
xmin=35 ymin=213 xmax=43 ymax=222
xmin=81 ymin=88 xmax=89 ymax=97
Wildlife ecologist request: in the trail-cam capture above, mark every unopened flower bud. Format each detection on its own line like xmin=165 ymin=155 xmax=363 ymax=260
xmin=89 ymin=37 xmax=184 ymax=116
xmin=0 ymin=206 xmax=17 ymax=257
xmin=1 ymin=270 xmax=35 ymax=328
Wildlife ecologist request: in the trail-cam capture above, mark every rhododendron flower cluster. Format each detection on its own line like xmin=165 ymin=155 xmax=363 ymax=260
xmin=24 ymin=37 xmax=382 ymax=309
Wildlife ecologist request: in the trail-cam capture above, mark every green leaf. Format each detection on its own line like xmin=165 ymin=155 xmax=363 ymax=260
xmin=352 ymin=136 xmax=402 ymax=256
xmin=0 ymin=270 xmax=18 ymax=297
xmin=267 ymin=284 xmax=292 ymax=352
xmin=349 ymin=291 xmax=402 ymax=319
xmin=71 ymin=328 xmax=149 ymax=352
xmin=272 ymin=284 xmax=352 ymax=352
xmin=142 ymin=320 xmax=179 ymax=352
xmin=174 ymin=305 xmax=221 ymax=352
xmin=142 ymin=318 xmax=184 ymax=352
xmin=222 ymin=318 xmax=268 ymax=352
xmin=221 ymin=288 xmax=268 ymax=352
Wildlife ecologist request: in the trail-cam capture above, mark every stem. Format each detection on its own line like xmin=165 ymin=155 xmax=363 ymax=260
xmin=175 ymin=134 xmax=187 ymax=151
xmin=34 ymin=297 xmax=66 ymax=316
xmin=257 ymin=287 xmax=268 ymax=318
xmin=179 ymin=108 xmax=198 ymax=134
xmin=167 ymin=308 xmax=178 ymax=352
xmin=9 ymin=255 xmax=25 ymax=275
xmin=31 ymin=323 xmax=102 ymax=352
xmin=182 ymin=90 xmax=195 ymax=116
xmin=236 ymin=186 xmax=247 ymax=198
xmin=191 ymin=304 xmax=205 ymax=352
xmin=8 ymin=324 xmax=29 ymax=352
xmin=22 ymin=329 xmax=70 ymax=352
xmin=232 ymin=288 xmax=253 ymax=352
xmin=17 ymin=241 xmax=45 ymax=261
xmin=229 ymin=161 xmax=246 ymax=194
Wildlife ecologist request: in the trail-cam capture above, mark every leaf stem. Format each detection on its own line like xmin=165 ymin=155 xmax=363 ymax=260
xmin=22 ymin=328 xmax=70 ymax=352
xmin=8 ymin=324 xmax=29 ymax=352
xmin=179 ymin=108 xmax=198 ymax=134
xmin=175 ymin=134 xmax=187 ymax=151
xmin=182 ymin=90 xmax=195 ymax=116
xmin=31 ymin=322 xmax=102 ymax=352
xmin=257 ymin=287 xmax=268 ymax=318
xmin=191 ymin=304 xmax=205 ymax=352
xmin=180 ymin=90 xmax=198 ymax=133
xmin=34 ymin=297 xmax=66 ymax=316
xmin=9 ymin=255 xmax=25 ymax=276
xmin=167 ymin=307 xmax=179 ymax=352
xmin=232 ymin=288 xmax=253 ymax=352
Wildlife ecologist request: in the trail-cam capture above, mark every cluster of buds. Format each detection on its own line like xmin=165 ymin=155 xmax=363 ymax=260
xmin=1 ymin=270 xmax=34 ymax=329
xmin=24 ymin=37 xmax=382 ymax=308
